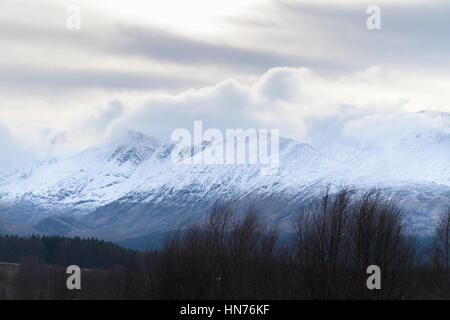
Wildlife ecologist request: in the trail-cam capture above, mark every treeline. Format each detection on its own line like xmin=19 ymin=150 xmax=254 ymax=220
xmin=1 ymin=188 xmax=449 ymax=299
xmin=0 ymin=235 xmax=139 ymax=269
xmin=147 ymin=189 xmax=449 ymax=299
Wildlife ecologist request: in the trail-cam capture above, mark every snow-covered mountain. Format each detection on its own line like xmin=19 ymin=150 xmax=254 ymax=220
xmin=0 ymin=114 xmax=449 ymax=240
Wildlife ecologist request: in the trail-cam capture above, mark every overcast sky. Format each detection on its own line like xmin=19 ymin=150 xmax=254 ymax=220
xmin=1 ymin=0 xmax=450 ymax=168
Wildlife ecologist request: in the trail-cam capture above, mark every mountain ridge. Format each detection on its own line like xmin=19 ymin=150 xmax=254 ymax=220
xmin=0 ymin=114 xmax=449 ymax=240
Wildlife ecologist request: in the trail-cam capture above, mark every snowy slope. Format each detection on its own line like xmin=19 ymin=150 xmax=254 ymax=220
xmin=0 ymin=131 xmax=332 ymax=213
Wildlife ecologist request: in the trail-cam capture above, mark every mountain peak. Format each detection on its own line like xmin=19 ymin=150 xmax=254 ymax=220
xmin=108 ymin=130 xmax=162 ymax=166
xmin=123 ymin=130 xmax=160 ymax=145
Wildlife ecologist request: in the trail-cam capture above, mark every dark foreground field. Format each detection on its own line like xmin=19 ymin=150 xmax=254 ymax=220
xmin=0 ymin=262 xmax=19 ymax=299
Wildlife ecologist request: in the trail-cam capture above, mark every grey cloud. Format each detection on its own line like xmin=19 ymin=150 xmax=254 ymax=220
xmin=241 ymin=1 xmax=450 ymax=70
xmin=0 ymin=18 xmax=335 ymax=92
xmin=0 ymin=66 xmax=206 ymax=91
xmin=3 ymin=0 xmax=449 ymax=95
xmin=114 ymin=25 xmax=336 ymax=72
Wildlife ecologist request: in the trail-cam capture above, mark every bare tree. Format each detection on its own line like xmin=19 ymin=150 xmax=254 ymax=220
xmin=294 ymin=187 xmax=353 ymax=299
xmin=147 ymin=201 xmax=282 ymax=299
xmin=429 ymin=208 xmax=450 ymax=298
xmin=294 ymin=188 xmax=417 ymax=299
xmin=347 ymin=190 xmax=417 ymax=299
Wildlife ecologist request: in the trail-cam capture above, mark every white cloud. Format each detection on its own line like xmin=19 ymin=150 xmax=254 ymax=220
xmin=1 ymin=65 xmax=449 ymax=170
xmin=108 ymin=65 xmax=450 ymax=145
xmin=342 ymin=111 xmax=450 ymax=144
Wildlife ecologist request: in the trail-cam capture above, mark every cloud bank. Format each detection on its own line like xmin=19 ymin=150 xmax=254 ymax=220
xmin=1 ymin=65 xmax=449 ymax=170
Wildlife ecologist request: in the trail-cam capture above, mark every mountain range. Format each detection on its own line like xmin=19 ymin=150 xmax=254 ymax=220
xmin=0 ymin=112 xmax=449 ymax=243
